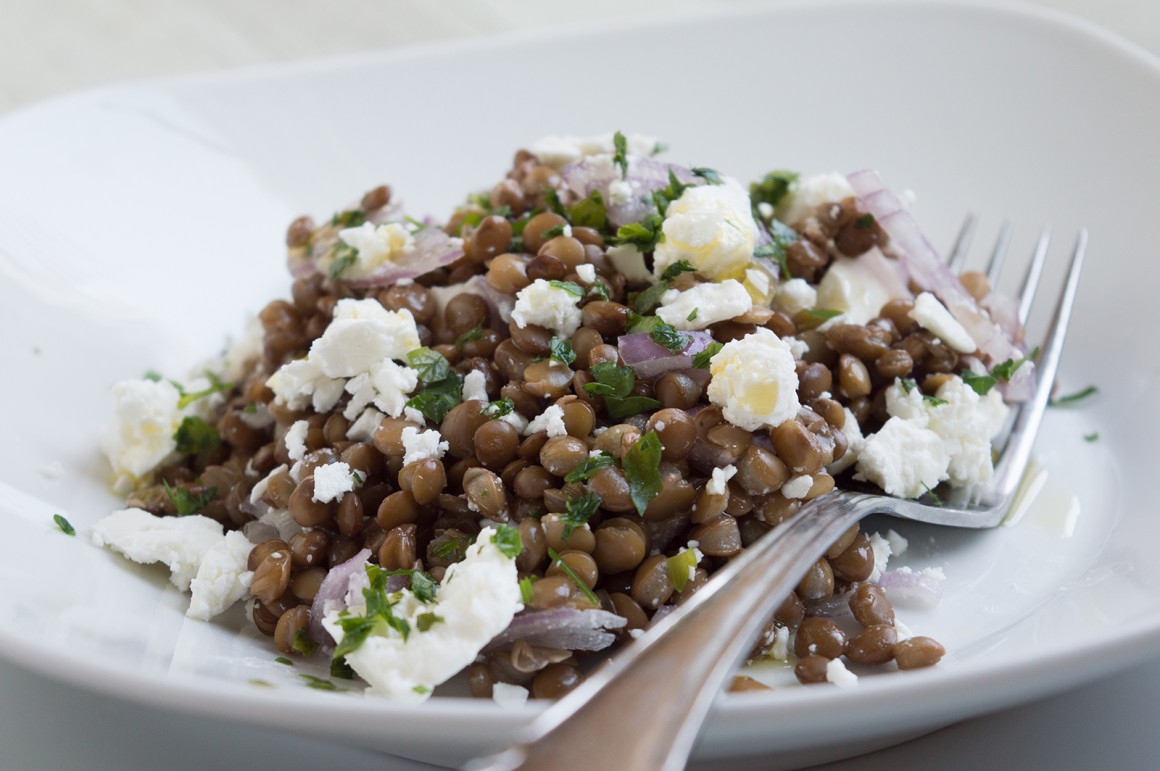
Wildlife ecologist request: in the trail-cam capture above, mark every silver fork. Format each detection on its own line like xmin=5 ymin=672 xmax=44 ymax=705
xmin=473 ymin=221 xmax=1088 ymax=771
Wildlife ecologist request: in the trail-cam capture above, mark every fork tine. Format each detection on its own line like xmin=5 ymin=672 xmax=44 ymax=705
xmin=993 ymin=229 xmax=1088 ymax=496
xmin=947 ymin=212 xmax=977 ymax=273
xmin=986 ymin=219 xmax=1014 ymax=285
xmin=1017 ymin=226 xmax=1052 ymax=326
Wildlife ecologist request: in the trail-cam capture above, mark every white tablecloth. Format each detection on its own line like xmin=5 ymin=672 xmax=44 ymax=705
xmin=2 ymin=1 xmax=1158 ymax=768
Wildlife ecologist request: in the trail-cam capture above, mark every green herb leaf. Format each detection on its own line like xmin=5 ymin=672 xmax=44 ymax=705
xmin=691 ymin=167 xmax=724 ymax=184
xmin=407 ymin=347 xmax=452 ymax=386
xmin=549 ymin=336 xmax=577 ymax=366
xmin=899 ymin=378 xmax=917 ymax=394
xmin=330 ymin=658 xmax=354 ymax=679
xmin=567 ymin=190 xmax=608 ymax=230
xmin=416 ymin=612 xmax=444 ymax=632
xmin=482 ymin=398 xmax=515 ymax=419
xmin=660 ymin=259 xmax=695 ymax=282
xmin=298 ymin=674 xmax=338 ymax=691
xmin=992 ymin=346 xmax=1039 ymax=382
xmin=961 ymin=370 xmax=998 ymax=396
xmin=292 ymin=629 xmax=318 ymax=656
xmin=587 ymin=282 xmax=611 ymax=302
xmin=328 ymin=243 xmax=358 ymax=279
xmin=491 ymin=524 xmax=523 ymax=559
xmin=622 ymin=430 xmax=663 ymax=516
xmin=612 ymin=131 xmax=629 ymax=179
xmin=564 ymin=452 xmax=616 ymax=483
xmin=173 ymin=416 xmax=221 ymax=455
xmin=173 ymin=372 xmax=233 ymax=410
xmin=854 ymin=213 xmax=875 ymax=229
xmin=924 ymin=396 xmax=948 ymax=407
xmin=1083 ymin=431 xmax=1100 ymax=442
xmin=691 ymin=342 xmax=724 ymax=369
xmin=545 ymin=188 xmax=567 ymax=217
xmin=614 ymin=214 xmax=664 ymax=252
xmin=540 ymin=224 xmax=566 ymax=240
xmin=749 ymin=170 xmax=799 ymax=211
xmin=805 ymin=308 xmax=844 ymax=321
xmin=648 ymin=321 xmax=690 ymax=353
xmin=632 ymin=280 xmax=671 ymax=315
xmin=1051 ymin=385 xmax=1098 ymax=407
xmin=454 ymin=323 xmax=484 ymax=348
xmin=605 ymin=395 xmax=663 ymax=420
xmin=560 ymin=491 xmax=602 ymax=539
xmin=548 ymin=547 xmax=600 ymax=605
xmin=410 ymin=570 xmax=438 ymax=603
xmin=920 ymin=482 xmax=943 ymax=507
xmin=53 ymin=514 xmax=75 ymax=536
xmin=584 ymin=362 xmax=635 ymax=398
xmin=274 ymin=656 xmax=293 ymax=666
xmin=519 ymin=576 xmax=535 ymax=604
xmin=163 ymin=481 xmax=217 ymax=516
xmin=652 ymin=141 xmax=668 ymax=155
xmin=330 ymin=208 xmax=367 ymax=228
xmin=143 ymin=370 xmax=163 ymax=382
xmin=964 ymin=347 xmax=1040 ymax=396
xmin=687 ymin=307 xmax=699 ymax=322
xmin=413 ymin=684 xmax=431 ymax=695
xmin=665 ymin=549 xmax=699 ymax=593
xmin=406 ymin=373 xmax=463 ymax=423
xmin=548 ymin=280 xmax=584 ymax=298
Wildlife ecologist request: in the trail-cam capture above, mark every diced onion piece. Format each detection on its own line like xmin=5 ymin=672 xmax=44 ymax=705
xmin=561 ymin=156 xmax=698 ymax=227
xmin=308 ymin=548 xmax=371 ymax=645
xmin=617 ymin=331 xmax=714 ymax=379
xmin=485 ymin=608 xmax=627 ymax=652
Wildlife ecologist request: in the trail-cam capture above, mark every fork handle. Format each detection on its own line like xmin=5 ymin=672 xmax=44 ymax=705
xmin=473 ymin=492 xmax=880 ymax=771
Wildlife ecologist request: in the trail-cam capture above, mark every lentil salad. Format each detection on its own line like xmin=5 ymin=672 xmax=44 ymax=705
xmin=94 ymin=133 xmax=1034 ymax=699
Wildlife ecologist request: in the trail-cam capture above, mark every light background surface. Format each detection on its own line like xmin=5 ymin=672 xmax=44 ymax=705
xmin=2 ymin=1 xmax=1158 ymax=769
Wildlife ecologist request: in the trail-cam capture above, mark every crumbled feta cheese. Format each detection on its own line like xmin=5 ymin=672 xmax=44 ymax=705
xmin=576 ymin=263 xmax=597 ymax=284
xmin=827 ymin=408 xmax=865 ymax=475
xmin=102 ymin=379 xmax=186 ymax=493
xmin=525 ymin=404 xmax=567 ymax=438
xmin=187 ymin=530 xmax=254 ymax=621
xmin=773 ymin=278 xmax=818 ymax=316
xmin=326 ymin=222 xmax=416 ymax=280
xmin=628 ymin=628 xmax=645 ymax=639
xmin=313 ymin=461 xmax=355 ymax=503
xmin=778 ymin=172 xmax=856 ymax=226
xmin=815 ymin=256 xmax=898 ymax=326
xmin=346 ymin=408 xmax=385 ymax=442
xmin=311 ymin=300 xmax=421 ymax=377
xmin=656 ymin=280 xmax=753 ymax=331
xmin=498 ymin=410 xmax=530 ymax=434
xmin=529 ymin=132 xmax=659 ymax=169
xmin=249 ymin=463 xmax=287 ymax=505
xmin=868 ymin=529 xmax=908 ymax=582
xmin=781 ymin=475 xmax=813 ymax=499
xmin=770 ymin=625 xmax=790 ymax=661
xmin=706 ymin=464 xmax=737 ymax=496
xmin=605 ymin=244 xmax=652 ymax=285
xmin=855 ymin=417 xmax=948 ymax=498
xmin=608 ymin=179 xmax=633 ymax=205
xmin=787 ymin=337 xmax=809 ymax=360
xmin=323 ymin=527 xmax=522 ymax=701
xmin=360 ymin=360 xmax=421 ymax=418
xmin=708 ymin=328 xmax=800 ymax=431
xmin=910 ymin=292 xmax=976 ymax=354
xmin=826 ymin=657 xmax=859 ymax=688
xmin=284 ymin=420 xmax=309 ymax=462
xmin=92 ymin=509 xmax=226 ymax=593
xmin=265 ymin=358 xmax=346 ymax=414
xmin=401 ymin=426 xmax=449 ymax=466
xmin=653 ymin=177 xmax=759 ymax=281
xmin=461 ymin=369 xmax=489 ymax=403
xmin=511 ymin=279 xmax=583 ymax=337
xmin=492 ymin=683 xmax=530 ymax=707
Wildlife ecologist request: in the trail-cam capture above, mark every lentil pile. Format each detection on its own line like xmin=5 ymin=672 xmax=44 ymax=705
xmin=106 ymin=134 xmax=1039 ymax=699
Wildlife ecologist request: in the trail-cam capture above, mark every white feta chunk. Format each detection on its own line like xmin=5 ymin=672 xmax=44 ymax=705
xmin=605 ymin=244 xmax=652 ymax=285
xmin=827 ymin=408 xmax=865 ymax=475
xmin=266 ymin=358 xmax=345 ymax=414
xmin=401 ymin=426 xmax=449 ymax=466
xmin=607 ymin=179 xmax=633 ymax=205
xmin=310 ymin=300 xmax=421 ymax=377
xmin=653 ymin=177 xmax=759 ymax=281
xmin=511 ymin=279 xmax=583 ymax=338
xmin=525 ymin=404 xmax=567 ymax=438
xmin=328 ymin=222 xmax=416 ymax=280
xmin=91 ymin=509 xmax=225 ymax=593
xmin=313 ymin=461 xmax=355 ymax=503
xmin=781 ymin=475 xmax=813 ymax=499
xmin=778 ymin=172 xmax=856 ymax=226
xmin=102 ymin=379 xmax=185 ymax=493
xmin=815 ymin=255 xmax=898 ymax=326
xmin=656 ymin=280 xmax=753 ymax=331
xmin=346 ymin=408 xmax=385 ymax=442
xmin=855 ymin=417 xmax=948 ymax=498
xmin=187 ymin=530 xmax=253 ymax=621
xmin=284 ymin=420 xmax=309 ymax=462
xmin=910 ymin=292 xmax=976 ymax=354
xmin=708 ymin=328 xmax=799 ymax=431
xmin=492 ymin=683 xmax=530 ymax=707
xmin=529 ymin=132 xmax=659 ymax=169
xmin=576 ymin=263 xmax=597 ymax=284
xmin=825 ymin=657 xmax=859 ymax=688
xmin=461 ymin=369 xmax=489 ymax=403
xmin=706 ymin=464 xmax=737 ymax=496
xmin=773 ymin=278 xmax=818 ymax=316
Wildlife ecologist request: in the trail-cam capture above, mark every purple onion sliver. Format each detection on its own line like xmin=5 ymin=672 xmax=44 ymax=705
xmin=308 ymin=548 xmax=371 ymax=645
xmin=618 ymin=331 xmax=713 ymax=380
xmin=485 ymin=608 xmax=626 ymax=652
xmin=876 ymin=569 xmax=945 ymax=610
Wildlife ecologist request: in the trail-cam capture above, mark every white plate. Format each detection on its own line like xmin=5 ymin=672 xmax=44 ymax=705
xmin=1 ymin=1 xmax=1158 ymax=766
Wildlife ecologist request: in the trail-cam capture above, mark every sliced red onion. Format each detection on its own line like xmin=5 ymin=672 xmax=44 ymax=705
xmin=485 ymin=609 xmax=627 ymax=652
xmin=341 ymin=228 xmax=464 ymax=288
xmin=618 ymin=331 xmax=713 ymax=379
xmin=847 ymin=170 xmax=1025 ymax=370
xmin=561 ymin=156 xmax=698 ymax=227
xmin=876 ymin=568 xmax=945 ymax=610
xmin=308 ymin=548 xmax=371 ymax=645
xmin=467 ymin=275 xmax=516 ymax=326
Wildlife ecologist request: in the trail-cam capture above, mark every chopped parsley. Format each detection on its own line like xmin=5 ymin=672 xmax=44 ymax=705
xmin=691 ymin=341 xmax=724 ymax=369
xmin=563 ymin=452 xmax=616 ymax=483
xmin=568 ymin=190 xmax=608 ymax=230
xmin=491 ymin=525 xmax=523 ymax=559
xmin=407 ymin=347 xmax=452 ymax=385
xmin=292 ymin=629 xmax=318 ymax=656
xmin=330 ymin=658 xmax=354 ymax=679
xmin=1051 ymin=385 xmax=1098 ymax=406
xmin=660 ymin=259 xmax=695 ymax=281
xmin=330 ymin=208 xmax=367 ymax=228
xmin=691 ymin=167 xmax=724 ymax=185
xmin=752 ymin=220 xmax=798 ymax=280
xmin=519 ymin=576 xmax=535 ymax=604
xmin=540 ymin=224 xmax=567 ymax=240
xmin=544 ymin=188 xmax=567 ymax=217
xmin=329 ymin=564 xmax=414 ymax=675
xmin=328 ymin=243 xmax=358 ymax=279
xmin=622 ymin=430 xmax=663 ymax=517
xmin=652 ymin=141 xmax=669 ymax=155
xmin=614 ymin=213 xmax=664 ymax=252
xmin=687 ymin=308 xmax=699 ymax=322
xmin=854 ymin=213 xmax=876 ymax=229
xmin=665 ymin=549 xmax=698 ymax=593
xmin=587 ymin=282 xmax=611 ymax=302
xmin=632 ymin=277 xmax=672 ymax=314
xmin=416 ymin=612 xmax=444 ymax=632
xmin=805 ymin=308 xmax=843 ymax=321
xmin=454 ymin=323 xmax=484 ymax=348
xmin=749 ymin=170 xmax=799 ymax=211
xmin=560 ymin=491 xmax=603 ymax=539
xmin=548 ymin=547 xmax=600 ymax=605
xmin=274 ymin=656 xmax=293 ymax=666
xmin=648 ymin=320 xmax=690 ymax=353
xmin=962 ymin=347 xmax=1039 ymax=396
xmin=920 ymin=482 xmax=944 ymax=507
xmin=1083 ymin=432 xmax=1100 ymax=442
xmin=172 ymin=416 xmax=221 ymax=455
xmin=413 ymin=684 xmax=431 ymax=695
xmin=408 ymin=569 xmax=439 ymax=603
xmin=406 ymin=372 xmax=463 ymax=423
xmin=549 ymin=336 xmax=577 ymax=366
xmin=548 ymin=280 xmax=584 ymax=298
xmin=162 ymin=481 xmax=216 ymax=516
xmin=583 ymin=362 xmax=661 ymax=419
xmin=173 ymin=372 xmax=233 ymax=410
xmin=612 ymin=131 xmax=629 ymax=179
xmin=52 ymin=514 xmax=75 ymax=536
xmin=143 ymin=370 xmax=163 ymax=382
xmin=298 ymin=674 xmax=338 ymax=691
xmin=430 ymin=532 xmax=473 ymax=563
xmin=482 ymin=398 xmax=516 ymax=419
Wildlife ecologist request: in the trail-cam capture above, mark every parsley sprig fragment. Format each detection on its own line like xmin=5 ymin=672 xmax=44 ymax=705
xmin=612 ymin=131 xmax=629 ymax=179
xmin=691 ymin=342 xmax=724 ymax=369
xmin=626 ymin=313 xmax=690 ymax=353
xmin=549 ymin=280 xmax=585 ymax=298
xmin=961 ymin=347 xmax=1039 ymax=396
xmin=615 ymin=214 xmax=664 ymax=252
xmin=173 ymin=416 xmax=221 ymax=455
xmin=53 ymin=514 xmax=75 ymax=536
xmin=329 ymin=243 xmax=358 ymax=279
xmin=549 ymin=336 xmax=577 ymax=366
xmin=454 ymin=323 xmax=484 ymax=348
xmin=583 ymin=362 xmax=662 ymax=419
xmin=519 ymin=576 xmax=535 ymax=604
xmin=752 ymin=220 xmax=799 ymax=280
xmin=172 ymin=372 xmax=233 ymax=410
xmin=568 ymin=190 xmax=608 ymax=230
xmin=491 ymin=524 xmax=523 ymax=559
xmin=330 ymin=564 xmax=414 ymax=675
xmin=749 ymin=170 xmax=799 ymax=212
xmin=1051 ymin=385 xmax=1098 ymax=407
xmin=564 ymin=451 xmax=616 ymax=483
xmin=560 ymin=491 xmax=602 ymax=539
xmin=691 ymin=167 xmax=723 ymax=185
xmin=482 ymin=398 xmax=516 ymax=419
xmin=405 ymin=348 xmax=462 ymax=422
xmin=622 ymin=430 xmax=663 ymax=517
xmin=548 ymin=547 xmax=600 ymax=605
xmin=163 ymin=481 xmax=216 ymax=516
